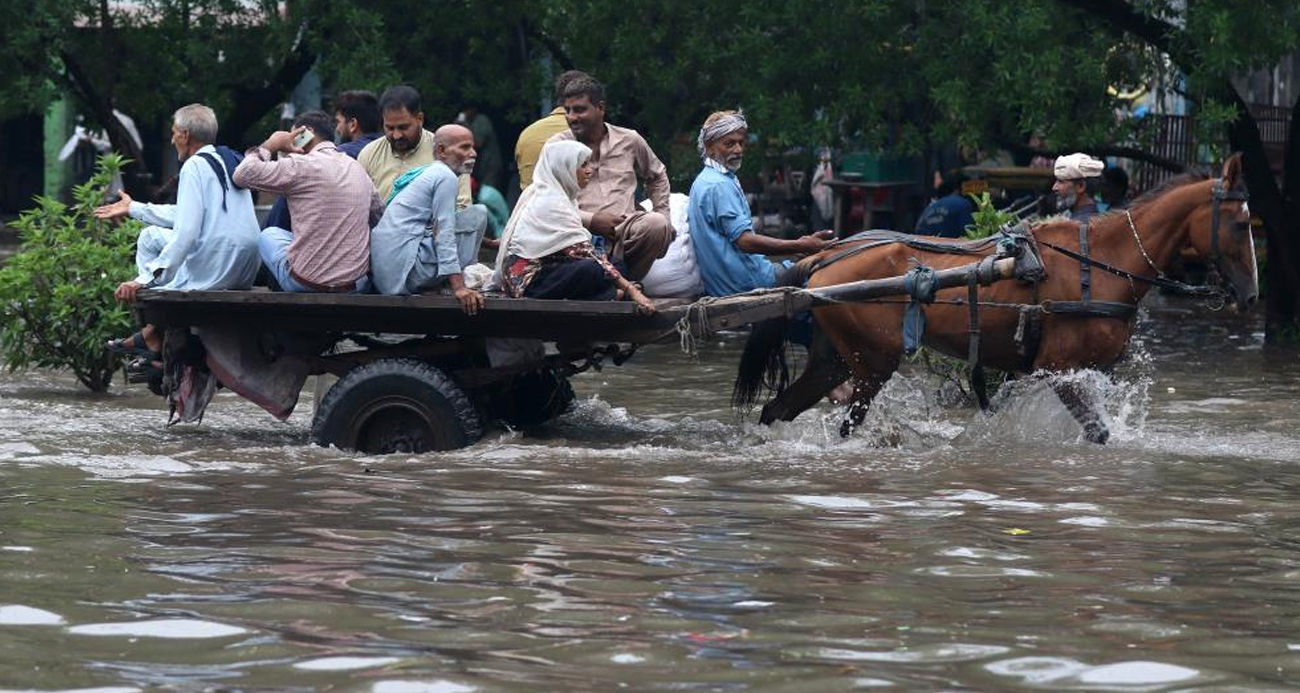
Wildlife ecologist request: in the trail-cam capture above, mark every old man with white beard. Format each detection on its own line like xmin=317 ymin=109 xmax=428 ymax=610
xmin=369 ymin=124 xmax=487 ymax=312
xmin=687 ymin=110 xmax=832 ymax=297
xmin=1052 ymin=152 xmax=1104 ymax=223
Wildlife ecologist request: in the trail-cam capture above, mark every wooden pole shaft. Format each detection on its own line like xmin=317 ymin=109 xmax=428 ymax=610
xmin=802 ymin=257 xmax=1018 ymax=307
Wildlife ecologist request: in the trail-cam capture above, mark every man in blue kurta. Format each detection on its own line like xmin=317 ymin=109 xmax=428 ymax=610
xmin=94 ymin=103 xmax=261 ymax=357
xmin=369 ymin=124 xmax=486 ymax=314
xmin=688 ymin=110 xmax=831 ymax=297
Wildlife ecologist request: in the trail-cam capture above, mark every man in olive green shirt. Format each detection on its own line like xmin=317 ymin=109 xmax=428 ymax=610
xmin=358 ymin=85 xmax=435 ymax=201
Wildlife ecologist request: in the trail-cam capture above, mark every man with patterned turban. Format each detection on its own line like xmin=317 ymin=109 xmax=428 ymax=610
xmin=1052 ymin=152 xmax=1104 ymax=222
xmin=688 ymin=110 xmax=832 ymax=296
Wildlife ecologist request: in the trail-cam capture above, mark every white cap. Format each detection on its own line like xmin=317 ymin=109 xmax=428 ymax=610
xmin=1054 ymin=153 xmax=1104 ymax=180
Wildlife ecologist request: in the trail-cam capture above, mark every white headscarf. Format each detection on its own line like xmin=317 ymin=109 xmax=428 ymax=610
xmin=493 ymin=140 xmax=594 ymax=277
xmin=1054 ymin=153 xmax=1104 ymax=180
xmin=697 ymin=110 xmax=748 ymax=159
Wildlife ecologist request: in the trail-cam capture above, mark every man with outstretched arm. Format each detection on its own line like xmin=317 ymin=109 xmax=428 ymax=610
xmin=93 ymin=103 xmax=260 ymax=359
xmin=688 ymin=110 xmax=832 ymax=297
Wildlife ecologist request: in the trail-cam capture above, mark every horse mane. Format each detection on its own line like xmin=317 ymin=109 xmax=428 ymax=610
xmin=1126 ymin=169 xmax=1211 ymax=211
xmin=1027 ymin=168 xmax=1213 ymax=234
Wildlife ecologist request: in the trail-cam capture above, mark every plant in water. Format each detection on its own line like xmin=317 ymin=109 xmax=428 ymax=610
xmin=964 ymin=191 xmax=1015 ymax=239
xmin=0 ymin=154 xmax=141 ymax=391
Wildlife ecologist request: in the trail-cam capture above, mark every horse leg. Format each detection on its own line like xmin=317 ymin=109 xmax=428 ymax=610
xmin=838 ymin=374 xmax=892 ymax=437
xmin=759 ymin=328 xmax=848 ymax=424
xmin=1051 ymin=378 xmax=1110 ymax=444
xmin=759 ymin=348 xmax=849 ymax=424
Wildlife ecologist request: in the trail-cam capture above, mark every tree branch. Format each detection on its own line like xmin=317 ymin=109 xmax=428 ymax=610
xmin=1056 ymin=0 xmax=1185 ymax=63
xmin=219 ymin=21 xmax=317 ymax=146
xmin=58 ymin=50 xmax=150 ymax=195
xmin=998 ymin=137 xmax=1188 ymax=172
xmin=519 ymin=19 xmax=574 ymax=72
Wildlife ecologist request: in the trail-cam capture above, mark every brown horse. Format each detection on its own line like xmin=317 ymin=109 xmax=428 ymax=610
xmin=735 ymin=154 xmax=1258 ymax=443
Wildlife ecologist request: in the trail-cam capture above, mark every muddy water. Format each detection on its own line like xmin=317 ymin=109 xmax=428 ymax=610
xmin=2 ymin=296 xmax=1299 ymax=692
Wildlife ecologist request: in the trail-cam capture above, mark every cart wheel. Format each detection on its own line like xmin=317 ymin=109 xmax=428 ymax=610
xmin=311 ymin=359 xmax=482 ymax=454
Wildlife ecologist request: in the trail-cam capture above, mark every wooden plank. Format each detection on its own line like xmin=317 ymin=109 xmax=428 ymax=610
xmin=134 ymin=290 xmax=733 ymax=345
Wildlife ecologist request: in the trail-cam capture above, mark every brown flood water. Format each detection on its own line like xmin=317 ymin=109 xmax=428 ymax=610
xmin=2 ymin=295 xmax=1300 ymax=692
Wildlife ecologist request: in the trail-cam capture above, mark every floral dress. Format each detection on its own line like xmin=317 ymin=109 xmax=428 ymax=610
xmin=503 ymin=241 xmax=623 ymax=299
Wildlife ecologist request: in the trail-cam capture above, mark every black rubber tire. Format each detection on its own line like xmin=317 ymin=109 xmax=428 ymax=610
xmin=311 ymin=359 xmax=483 ymax=454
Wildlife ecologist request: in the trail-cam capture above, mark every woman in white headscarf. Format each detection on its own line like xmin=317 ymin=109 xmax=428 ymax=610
xmin=493 ymin=140 xmax=655 ymax=313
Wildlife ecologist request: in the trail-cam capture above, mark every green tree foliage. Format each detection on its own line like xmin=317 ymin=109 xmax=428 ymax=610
xmin=0 ymin=155 xmax=140 ymax=392
xmin=964 ymin=193 xmax=1016 ymax=240
xmin=0 ymin=0 xmax=395 ymax=193
xmin=4 ymin=0 xmax=1298 ymax=336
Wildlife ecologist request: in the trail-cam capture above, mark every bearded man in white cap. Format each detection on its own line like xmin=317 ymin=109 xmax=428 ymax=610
xmin=687 ymin=110 xmax=832 ymax=297
xmin=1052 ymin=152 xmax=1105 ymax=223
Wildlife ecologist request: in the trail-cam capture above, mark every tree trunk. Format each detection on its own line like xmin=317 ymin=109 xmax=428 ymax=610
xmin=1222 ymin=87 xmax=1300 ymax=342
xmin=219 ymin=32 xmax=318 ymax=147
xmin=59 ymin=51 xmax=154 ymax=200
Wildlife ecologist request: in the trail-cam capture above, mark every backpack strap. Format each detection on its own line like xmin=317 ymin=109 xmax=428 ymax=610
xmin=196 ymin=152 xmax=231 ymax=212
xmin=195 ymin=146 xmax=247 ymax=212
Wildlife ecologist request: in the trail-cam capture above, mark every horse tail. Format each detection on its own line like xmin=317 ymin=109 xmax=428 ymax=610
xmin=732 ymin=259 xmax=817 ymax=411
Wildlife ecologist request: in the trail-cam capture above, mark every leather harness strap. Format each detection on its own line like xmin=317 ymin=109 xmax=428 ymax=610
xmin=1078 ymin=221 xmax=1092 ymax=304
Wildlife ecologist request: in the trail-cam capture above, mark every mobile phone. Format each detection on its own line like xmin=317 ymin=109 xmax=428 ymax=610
xmin=293 ymin=129 xmax=313 ymax=149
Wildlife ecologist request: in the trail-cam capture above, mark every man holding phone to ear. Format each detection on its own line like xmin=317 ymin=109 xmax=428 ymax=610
xmin=233 ymin=110 xmax=384 ymax=293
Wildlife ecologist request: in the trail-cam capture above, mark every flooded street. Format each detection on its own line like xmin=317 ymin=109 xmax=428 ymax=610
xmin=2 ymin=295 xmax=1300 ymax=692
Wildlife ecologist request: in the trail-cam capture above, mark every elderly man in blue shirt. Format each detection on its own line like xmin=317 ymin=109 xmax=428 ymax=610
xmin=688 ymin=110 xmax=832 ymax=297
xmin=93 ymin=103 xmax=261 ymax=359
xmin=369 ymin=124 xmax=487 ymax=313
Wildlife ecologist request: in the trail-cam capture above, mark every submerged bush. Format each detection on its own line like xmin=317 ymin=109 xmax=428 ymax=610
xmin=0 ymin=155 xmax=141 ymax=391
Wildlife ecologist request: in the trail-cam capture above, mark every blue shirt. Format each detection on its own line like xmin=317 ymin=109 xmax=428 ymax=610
xmin=265 ymin=133 xmax=379 ymax=231
xmin=338 ymin=132 xmax=382 ymax=160
xmin=369 ymin=161 xmax=460 ymax=295
xmin=688 ymin=166 xmax=776 ymax=296
xmin=127 ymin=144 xmax=261 ymax=290
xmin=1068 ymin=202 xmax=1099 ymax=224
xmin=915 ymin=194 xmax=976 ymax=238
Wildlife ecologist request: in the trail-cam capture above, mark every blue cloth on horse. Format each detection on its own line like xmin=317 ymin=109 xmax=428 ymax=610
xmin=902 ymin=265 xmax=937 ymax=355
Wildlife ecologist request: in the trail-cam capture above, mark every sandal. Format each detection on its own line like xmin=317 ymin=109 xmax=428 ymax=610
xmin=106 ymin=331 xmax=160 ymax=359
xmin=124 ymin=356 xmax=164 ymax=384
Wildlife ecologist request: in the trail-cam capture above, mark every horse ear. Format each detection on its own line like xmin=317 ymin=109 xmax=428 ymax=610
xmin=1222 ymin=152 xmax=1244 ymax=188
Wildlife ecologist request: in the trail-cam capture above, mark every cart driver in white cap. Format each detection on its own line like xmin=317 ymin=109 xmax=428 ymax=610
xmin=1052 ymin=152 xmax=1104 ymax=223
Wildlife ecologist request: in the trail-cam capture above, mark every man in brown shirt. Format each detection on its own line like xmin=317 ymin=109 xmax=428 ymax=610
xmin=516 ymin=70 xmax=589 ymax=190
xmin=547 ymin=75 xmax=673 ymax=281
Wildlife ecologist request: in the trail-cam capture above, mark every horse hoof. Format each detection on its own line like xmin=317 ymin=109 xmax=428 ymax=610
xmin=1083 ymin=423 xmax=1110 ymax=445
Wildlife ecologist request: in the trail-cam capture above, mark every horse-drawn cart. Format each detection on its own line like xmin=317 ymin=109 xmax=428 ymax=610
xmin=132 ymin=289 xmax=798 ymax=454
xmin=132 ymin=254 xmax=1023 ymax=455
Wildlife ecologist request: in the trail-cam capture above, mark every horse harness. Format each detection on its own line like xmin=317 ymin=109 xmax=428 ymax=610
xmin=812 ymin=176 xmax=1245 ymax=410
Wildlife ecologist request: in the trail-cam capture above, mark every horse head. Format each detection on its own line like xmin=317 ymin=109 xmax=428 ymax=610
xmin=1186 ymin=153 xmax=1258 ymax=312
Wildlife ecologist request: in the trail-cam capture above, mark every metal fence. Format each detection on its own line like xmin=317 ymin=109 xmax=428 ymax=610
xmin=1132 ymin=105 xmax=1291 ymax=193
